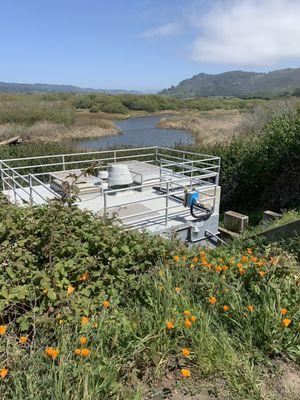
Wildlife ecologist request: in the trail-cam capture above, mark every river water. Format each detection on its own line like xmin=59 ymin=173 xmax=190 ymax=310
xmin=77 ymin=115 xmax=195 ymax=149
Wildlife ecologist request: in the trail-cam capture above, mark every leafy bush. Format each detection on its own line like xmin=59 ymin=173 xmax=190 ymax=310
xmin=0 ymin=196 xmax=299 ymax=398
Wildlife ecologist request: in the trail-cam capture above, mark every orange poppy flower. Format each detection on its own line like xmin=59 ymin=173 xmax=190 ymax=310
xmin=0 ymin=368 xmax=8 ymax=379
xmin=181 ymin=368 xmax=191 ymax=378
xmin=222 ymin=265 xmax=228 ymax=271
xmin=223 ymin=305 xmax=230 ymax=312
xmin=175 ymin=287 xmax=181 ymax=293
xmin=19 ymin=336 xmax=28 ymax=344
xmin=209 ymin=296 xmax=217 ymax=304
xmin=193 ymin=257 xmax=199 ymax=263
xmin=79 ymin=336 xmax=87 ymax=345
xmin=182 ymin=256 xmax=187 ymax=261
xmin=236 ymin=263 xmax=243 ymax=269
xmin=191 ymin=316 xmax=197 ymax=323
xmin=241 ymin=256 xmax=248 ymax=263
xmin=183 ymin=310 xmax=191 ymax=316
xmin=81 ymin=348 xmax=90 ymax=357
xmin=67 ymin=285 xmax=75 ymax=295
xmin=79 ymin=272 xmax=89 ymax=282
xmin=185 ymin=318 xmax=192 ymax=329
xmin=282 ymin=318 xmax=291 ymax=327
xmin=258 ymin=271 xmax=266 ymax=278
xmin=45 ymin=347 xmax=59 ymax=360
xmin=239 ymin=268 xmax=246 ymax=275
xmin=166 ymin=321 xmax=174 ymax=330
xmin=215 ymin=266 xmax=222 ymax=272
xmin=81 ymin=316 xmax=89 ymax=325
xmin=102 ymin=300 xmax=110 ymax=309
xmin=0 ymin=325 xmax=7 ymax=335
xmin=247 ymin=248 xmax=253 ymax=254
xmin=281 ymin=308 xmax=288 ymax=315
xmin=173 ymin=255 xmax=180 ymax=263
xmin=74 ymin=348 xmax=82 ymax=355
xmin=247 ymin=305 xmax=254 ymax=312
xmin=250 ymin=257 xmax=258 ymax=263
xmin=182 ymin=348 xmax=190 ymax=357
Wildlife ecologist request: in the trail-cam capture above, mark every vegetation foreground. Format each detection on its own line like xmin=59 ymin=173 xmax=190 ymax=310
xmin=0 ymin=198 xmax=299 ymax=399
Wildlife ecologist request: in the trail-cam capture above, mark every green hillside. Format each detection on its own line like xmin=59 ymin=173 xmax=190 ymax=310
xmin=161 ymin=68 xmax=300 ymax=98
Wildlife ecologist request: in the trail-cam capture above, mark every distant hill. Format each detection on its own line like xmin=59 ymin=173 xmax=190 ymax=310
xmin=0 ymin=81 xmax=142 ymax=94
xmin=161 ymin=68 xmax=300 ymax=98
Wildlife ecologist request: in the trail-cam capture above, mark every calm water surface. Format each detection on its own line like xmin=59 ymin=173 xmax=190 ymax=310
xmin=77 ymin=115 xmax=195 ymax=149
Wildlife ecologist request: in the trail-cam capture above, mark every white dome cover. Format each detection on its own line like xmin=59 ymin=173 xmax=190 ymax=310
xmin=108 ymin=164 xmax=133 ymax=187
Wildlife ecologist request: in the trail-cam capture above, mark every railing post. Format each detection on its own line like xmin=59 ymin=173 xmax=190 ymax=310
xmin=12 ymin=172 xmax=17 ymax=204
xmin=165 ymin=180 xmax=169 ymax=225
xmin=62 ymin=155 xmax=66 ymax=171
xmin=103 ymin=192 xmax=107 ymax=215
xmin=0 ymin=162 xmax=4 ymax=191
xmin=114 ymin=150 xmax=117 ymax=163
xmin=29 ymin=174 xmax=33 ymax=205
xmin=216 ymin=157 xmax=221 ymax=186
xmin=155 ymin=146 xmax=158 ymax=165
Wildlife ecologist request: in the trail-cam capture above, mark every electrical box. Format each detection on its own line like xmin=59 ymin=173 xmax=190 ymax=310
xmin=185 ymin=191 xmax=199 ymax=207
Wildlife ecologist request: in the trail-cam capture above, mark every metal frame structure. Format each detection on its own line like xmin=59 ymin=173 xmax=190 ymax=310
xmin=0 ymin=146 xmax=220 ymax=231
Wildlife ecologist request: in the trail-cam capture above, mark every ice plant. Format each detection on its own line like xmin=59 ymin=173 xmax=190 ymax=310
xmin=282 ymin=318 xmax=292 ymax=327
xmin=281 ymin=308 xmax=288 ymax=315
xmin=223 ymin=305 xmax=230 ymax=312
xmin=67 ymin=285 xmax=75 ymax=295
xmin=166 ymin=321 xmax=174 ymax=330
xmin=79 ymin=336 xmax=87 ymax=345
xmin=185 ymin=318 xmax=192 ymax=329
xmin=0 ymin=368 xmax=8 ymax=379
xmin=209 ymin=296 xmax=217 ymax=305
xmin=181 ymin=368 xmax=191 ymax=378
xmin=102 ymin=300 xmax=110 ymax=309
xmin=182 ymin=348 xmax=190 ymax=357
xmin=0 ymin=325 xmax=7 ymax=335
xmin=45 ymin=347 xmax=59 ymax=360
xmin=247 ymin=305 xmax=254 ymax=312
xmin=19 ymin=336 xmax=28 ymax=344
xmin=81 ymin=316 xmax=89 ymax=325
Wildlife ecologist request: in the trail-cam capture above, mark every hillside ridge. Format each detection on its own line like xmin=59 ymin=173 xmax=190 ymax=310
xmin=161 ymin=68 xmax=300 ymax=98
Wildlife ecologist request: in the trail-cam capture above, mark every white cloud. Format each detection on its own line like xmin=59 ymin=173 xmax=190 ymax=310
xmin=191 ymin=0 xmax=300 ymax=66
xmin=140 ymin=22 xmax=182 ymax=39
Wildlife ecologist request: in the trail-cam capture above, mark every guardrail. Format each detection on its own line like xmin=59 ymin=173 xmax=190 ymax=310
xmin=0 ymin=146 xmax=220 ymax=227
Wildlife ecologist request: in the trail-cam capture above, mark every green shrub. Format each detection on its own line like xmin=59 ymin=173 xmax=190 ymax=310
xmin=0 ymin=197 xmax=299 ymax=398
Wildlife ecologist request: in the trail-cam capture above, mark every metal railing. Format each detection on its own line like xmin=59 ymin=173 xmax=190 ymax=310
xmin=0 ymin=146 xmax=220 ymax=227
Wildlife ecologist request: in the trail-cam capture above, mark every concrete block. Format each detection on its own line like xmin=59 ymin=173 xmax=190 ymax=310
xmin=224 ymin=211 xmax=249 ymax=233
xmin=263 ymin=210 xmax=282 ymax=224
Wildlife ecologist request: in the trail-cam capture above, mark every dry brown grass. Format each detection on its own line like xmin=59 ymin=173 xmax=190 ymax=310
xmin=0 ymin=111 xmax=120 ymax=143
xmin=157 ymin=109 xmax=243 ymax=145
xmin=157 ymin=99 xmax=299 ymax=145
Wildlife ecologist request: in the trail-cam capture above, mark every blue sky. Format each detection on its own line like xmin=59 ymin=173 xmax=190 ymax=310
xmin=1 ymin=0 xmax=300 ymax=90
